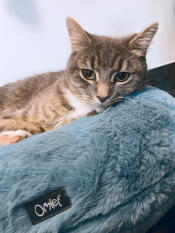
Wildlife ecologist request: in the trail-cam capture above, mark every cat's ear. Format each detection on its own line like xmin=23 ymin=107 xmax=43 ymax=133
xmin=129 ymin=22 xmax=158 ymax=57
xmin=66 ymin=17 xmax=91 ymax=51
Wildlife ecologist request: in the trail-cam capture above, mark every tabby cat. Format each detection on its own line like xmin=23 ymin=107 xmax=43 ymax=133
xmin=0 ymin=18 xmax=158 ymax=145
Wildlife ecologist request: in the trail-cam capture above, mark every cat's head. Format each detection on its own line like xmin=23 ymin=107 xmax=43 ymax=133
xmin=65 ymin=17 xmax=158 ymax=109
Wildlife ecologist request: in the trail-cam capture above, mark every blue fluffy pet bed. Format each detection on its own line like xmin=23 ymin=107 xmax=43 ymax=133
xmin=1 ymin=86 xmax=175 ymax=233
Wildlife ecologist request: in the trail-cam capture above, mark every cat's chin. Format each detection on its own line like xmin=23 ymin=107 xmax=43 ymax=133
xmin=91 ymin=102 xmax=103 ymax=113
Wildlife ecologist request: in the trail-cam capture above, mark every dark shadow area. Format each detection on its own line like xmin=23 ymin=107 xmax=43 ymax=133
xmin=6 ymin=0 xmax=40 ymax=26
xmin=147 ymin=205 xmax=175 ymax=233
xmin=148 ymin=62 xmax=175 ymax=97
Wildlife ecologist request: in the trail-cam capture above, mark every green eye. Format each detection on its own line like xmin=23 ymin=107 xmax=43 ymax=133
xmin=112 ymin=72 xmax=130 ymax=83
xmin=81 ymin=69 xmax=96 ymax=80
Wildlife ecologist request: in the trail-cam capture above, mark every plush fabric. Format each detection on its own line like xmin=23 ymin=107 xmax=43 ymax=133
xmin=1 ymin=86 xmax=175 ymax=233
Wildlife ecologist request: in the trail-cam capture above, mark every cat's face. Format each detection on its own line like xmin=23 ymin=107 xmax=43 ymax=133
xmin=66 ymin=18 xmax=158 ymax=109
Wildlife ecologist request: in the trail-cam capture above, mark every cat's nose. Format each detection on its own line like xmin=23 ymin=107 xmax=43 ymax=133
xmin=97 ymin=96 xmax=108 ymax=103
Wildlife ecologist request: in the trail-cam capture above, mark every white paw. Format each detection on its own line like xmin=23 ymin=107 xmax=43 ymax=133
xmin=0 ymin=130 xmax=31 ymax=146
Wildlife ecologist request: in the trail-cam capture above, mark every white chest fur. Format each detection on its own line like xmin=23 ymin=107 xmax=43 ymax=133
xmin=65 ymin=89 xmax=101 ymax=117
xmin=55 ymin=89 xmax=102 ymax=128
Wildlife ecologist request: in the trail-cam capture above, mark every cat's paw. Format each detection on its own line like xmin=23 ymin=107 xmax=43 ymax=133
xmin=0 ymin=130 xmax=31 ymax=146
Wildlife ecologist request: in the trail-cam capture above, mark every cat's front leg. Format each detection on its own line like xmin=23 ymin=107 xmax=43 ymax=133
xmin=0 ymin=130 xmax=31 ymax=146
xmin=0 ymin=118 xmax=43 ymax=146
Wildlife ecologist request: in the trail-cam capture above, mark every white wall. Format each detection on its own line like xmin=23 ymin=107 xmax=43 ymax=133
xmin=0 ymin=0 xmax=175 ymax=86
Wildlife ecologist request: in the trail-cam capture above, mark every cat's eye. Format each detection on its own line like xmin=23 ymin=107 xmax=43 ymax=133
xmin=81 ymin=69 xmax=96 ymax=80
xmin=111 ymin=72 xmax=130 ymax=83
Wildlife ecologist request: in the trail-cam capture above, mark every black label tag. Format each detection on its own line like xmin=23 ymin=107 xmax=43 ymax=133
xmin=25 ymin=187 xmax=72 ymax=225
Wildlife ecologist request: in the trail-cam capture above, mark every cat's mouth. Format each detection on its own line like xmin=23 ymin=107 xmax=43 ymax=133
xmin=101 ymin=96 xmax=124 ymax=109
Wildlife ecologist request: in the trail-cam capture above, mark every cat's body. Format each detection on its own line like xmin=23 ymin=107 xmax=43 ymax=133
xmin=0 ymin=70 xmax=101 ymax=131
xmin=0 ymin=18 xmax=158 ymax=145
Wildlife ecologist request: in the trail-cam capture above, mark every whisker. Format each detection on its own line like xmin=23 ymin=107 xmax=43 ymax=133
xmin=73 ymin=95 xmax=97 ymax=105
xmin=112 ymin=96 xmax=124 ymax=101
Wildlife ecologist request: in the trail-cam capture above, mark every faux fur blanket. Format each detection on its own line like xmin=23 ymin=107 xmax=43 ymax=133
xmin=1 ymin=86 xmax=175 ymax=233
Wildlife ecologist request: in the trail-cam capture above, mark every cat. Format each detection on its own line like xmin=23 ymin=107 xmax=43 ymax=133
xmin=0 ymin=17 xmax=158 ymax=146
